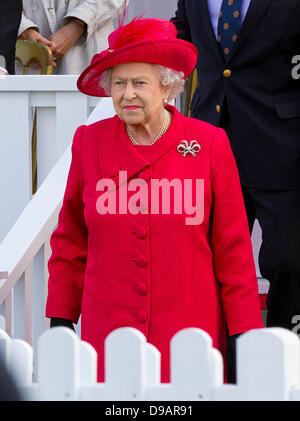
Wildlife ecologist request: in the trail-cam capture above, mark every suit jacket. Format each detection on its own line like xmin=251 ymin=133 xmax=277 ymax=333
xmin=0 ymin=0 xmax=22 ymax=74
xmin=46 ymin=105 xmax=263 ymax=382
xmin=171 ymin=0 xmax=300 ymax=190
xmin=17 ymin=0 xmax=127 ymax=74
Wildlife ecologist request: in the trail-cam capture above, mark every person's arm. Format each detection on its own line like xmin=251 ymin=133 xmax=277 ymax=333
xmin=170 ymin=0 xmax=192 ymax=42
xmin=18 ymin=10 xmax=39 ymax=37
xmin=50 ymin=317 xmax=75 ymax=331
xmin=0 ymin=66 xmax=8 ymax=75
xmin=210 ymin=128 xmax=264 ymax=336
xmin=18 ymin=9 xmax=53 ymax=48
xmin=46 ymin=126 xmax=88 ymax=325
xmin=62 ymin=0 xmax=128 ymax=45
xmin=0 ymin=0 xmax=22 ymax=75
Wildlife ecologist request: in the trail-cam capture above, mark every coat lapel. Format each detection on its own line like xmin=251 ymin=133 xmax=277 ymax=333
xmin=99 ymin=116 xmax=150 ymax=191
xmin=227 ymin=0 xmax=273 ymax=63
xmin=200 ymin=0 xmax=224 ymax=65
xmin=98 ymin=106 xmax=184 ymax=191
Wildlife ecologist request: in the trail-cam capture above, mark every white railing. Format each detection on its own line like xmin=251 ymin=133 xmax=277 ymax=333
xmin=0 ymin=75 xmax=116 ymax=243
xmin=1 ymin=326 xmax=300 ymax=401
xmin=0 ymin=84 xmax=115 ymax=375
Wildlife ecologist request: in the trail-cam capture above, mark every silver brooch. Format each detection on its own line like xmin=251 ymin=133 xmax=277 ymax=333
xmin=177 ymin=140 xmax=201 ymax=157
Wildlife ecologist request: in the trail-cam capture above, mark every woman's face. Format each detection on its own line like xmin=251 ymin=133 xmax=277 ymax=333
xmin=110 ymin=62 xmax=170 ymax=127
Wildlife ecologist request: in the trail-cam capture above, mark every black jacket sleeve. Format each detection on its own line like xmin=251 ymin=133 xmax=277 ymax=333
xmin=0 ymin=0 xmax=22 ymax=74
xmin=170 ymin=0 xmax=192 ymax=42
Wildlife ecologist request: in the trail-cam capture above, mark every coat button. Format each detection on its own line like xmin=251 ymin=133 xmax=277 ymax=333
xmin=136 ymin=310 xmax=147 ymax=323
xmin=136 ymin=255 xmax=148 ymax=267
xmin=216 ymin=105 xmax=221 ymax=113
xmin=106 ymin=163 xmax=119 ymax=177
xmin=223 ymin=69 xmax=231 ymax=78
xmin=136 ymin=226 xmax=147 ymax=239
xmin=138 ymin=171 xmax=150 ymax=183
xmin=135 ymin=283 xmax=147 ymax=296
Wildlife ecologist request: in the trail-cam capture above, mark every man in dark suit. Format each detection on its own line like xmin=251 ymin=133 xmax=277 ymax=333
xmin=171 ymin=0 xmax=300 ymax=381
xmin=0 ymin=0 xmax=23 ymax=74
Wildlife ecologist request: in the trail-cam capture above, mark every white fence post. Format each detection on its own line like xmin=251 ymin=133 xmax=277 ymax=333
xmin=0 ymin=328 xmax=11 ymax=367
xmin=146 ymin=328 xmax=223 ymax=401
xmin=79 ymin=340 xmax=97 ymax=386
xmin=10 ymin=339 xmax=33 ymax=387
xmin=145 ymin=343 xmax=161 ymax=387
xmin=213 ymin=328 xmax=300 ymax=401
xmin=104 ymin=328 xmax=148 ymax=400
xmin=38 ymin=327 xmax=80 ymax=401
xmin=12 ymin=275 xmax=26 ymax=340
xmin=79 ymin=328 xmax=155 ymax=401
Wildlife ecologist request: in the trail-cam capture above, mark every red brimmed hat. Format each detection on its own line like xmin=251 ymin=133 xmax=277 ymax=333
xmin=77 ymin=17 xmax=198 ymax=97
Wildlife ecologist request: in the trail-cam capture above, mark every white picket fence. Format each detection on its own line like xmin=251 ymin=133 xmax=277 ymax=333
xmin=1 ymin=324 xmax=300 ymax=401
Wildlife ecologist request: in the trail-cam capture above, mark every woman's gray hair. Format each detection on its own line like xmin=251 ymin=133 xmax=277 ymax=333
xmin=99 ymin=64 xmax=185 ymax=100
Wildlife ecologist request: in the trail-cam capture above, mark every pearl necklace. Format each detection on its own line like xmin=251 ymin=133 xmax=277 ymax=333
xmin=126 ymin=110 xmax=170 ymax=145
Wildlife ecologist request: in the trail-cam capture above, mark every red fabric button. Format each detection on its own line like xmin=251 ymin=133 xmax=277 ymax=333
xmin=138 ymin=172 xmax=150 ymax=183
xmin=135 ymin=283 xmax=147 ymax=296
xmin=136 ymin=310 xmax=147 ymax=323
xmin=136 ymin=226 xmax=147 ymax=239
xmin=136 ymin=255 xmax=148 ymax=267
xmin=106 ymin=164 xmax=119 ymax=177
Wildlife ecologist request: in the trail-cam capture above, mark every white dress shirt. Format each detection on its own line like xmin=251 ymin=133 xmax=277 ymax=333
xmin=207 ymin=0 xmax=251 ymax=39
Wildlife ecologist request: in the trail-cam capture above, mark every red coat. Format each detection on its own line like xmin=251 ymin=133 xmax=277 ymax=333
xmin=46 ymin=105 xmax=263 ymax=382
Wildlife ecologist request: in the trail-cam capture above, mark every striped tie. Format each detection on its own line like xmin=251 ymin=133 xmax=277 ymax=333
xmin=217 ymin=0 xmax=242 ymax=59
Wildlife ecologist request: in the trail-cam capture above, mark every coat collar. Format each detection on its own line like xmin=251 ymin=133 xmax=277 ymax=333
xmin=199 ymin=0 xmax=273 ymax=64
xmin=98 ymin=105 xmax=184 ymax=189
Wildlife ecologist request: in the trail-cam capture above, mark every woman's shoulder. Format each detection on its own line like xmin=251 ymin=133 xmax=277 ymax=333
xmin=182 ymin=114 xmax=228 ymax=147
xmin=75 ymin=115 xmax=121 ymax=146
xmin=83 ymin=114 xmax=119 ymax=134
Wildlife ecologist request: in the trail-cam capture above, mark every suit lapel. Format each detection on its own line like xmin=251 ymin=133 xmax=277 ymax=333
xmin=227 ymin=0 xmax=273 ymax=63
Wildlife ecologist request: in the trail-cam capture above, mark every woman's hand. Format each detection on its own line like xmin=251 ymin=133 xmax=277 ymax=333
xmin=18 ymin=28 xmax=56 ymax=68
xmin=49 ymin=21 xmax=85 ymax=60
xmin=18 ymin=28 xmax=52 ymax=47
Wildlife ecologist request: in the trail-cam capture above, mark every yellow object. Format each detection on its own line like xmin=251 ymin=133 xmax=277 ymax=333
xmin=15 ymin=40 xmax=54 ymax=195
xmin=216 ymin=105 xmax=221 ymax=113
xmin=223 ymin=69 xmax=232 ymax=78
xmin=186 ymin=69 xmax=198 ymax=117
xmin=15 ymin=39 xmax=53 ymax=76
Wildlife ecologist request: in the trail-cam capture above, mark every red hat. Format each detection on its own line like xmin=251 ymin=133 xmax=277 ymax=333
xmin=77 ymin=17 xmax=198 ymax=97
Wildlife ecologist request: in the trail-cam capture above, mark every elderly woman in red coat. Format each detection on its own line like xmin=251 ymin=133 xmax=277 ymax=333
xmin=46 ymin=17 xmax=263 ymax=384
